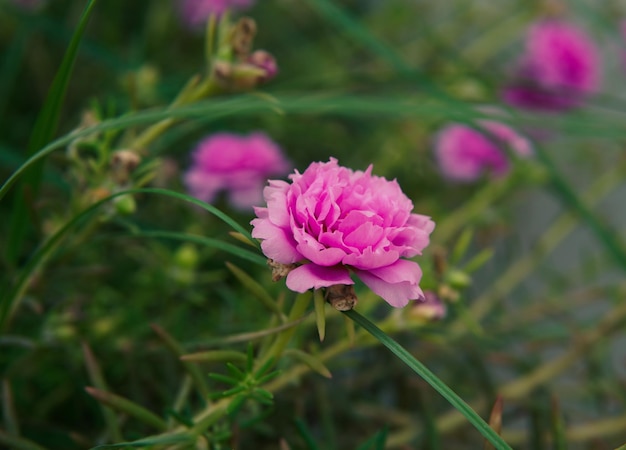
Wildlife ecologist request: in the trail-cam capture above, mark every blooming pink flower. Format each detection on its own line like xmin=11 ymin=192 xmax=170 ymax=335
xmin=251 ymin=158 xmax=435 ymax=308
xmin=503 ymin=20 xmax=601 ymax=111
xmin=434 ymin=121 xmax=532 ymax=182
xmin=178 ymin=0 xmax=254 ymax=27
xmin=184 ymin=132 xmax=291 ymax=210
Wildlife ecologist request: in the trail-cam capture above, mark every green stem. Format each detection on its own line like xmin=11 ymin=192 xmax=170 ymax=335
xmin=343 ymin=309 xmax=512 ymax=450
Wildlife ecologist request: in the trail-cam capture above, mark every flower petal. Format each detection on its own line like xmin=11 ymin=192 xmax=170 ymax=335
xmin=355 ymin=260 xmax=424 ymax=308
xmin=286 ymin=264 xmax=353 ymax=292
xmin=251 ymin=212 xmax=301 ymax=264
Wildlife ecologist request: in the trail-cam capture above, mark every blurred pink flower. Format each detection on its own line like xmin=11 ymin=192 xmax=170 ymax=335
xmin=503 ymin=20 xmax=601 ymax=111
xmin=251 ymin=158 xmax=435 ymax=308
xmin=434 ymin=121 xmax=532 ymax=182
xmin=409 ymin=291 xmax=447 ymax=321
xmin=178 ymin=0 xmax=254 ymax=27
xmin=184 ymin=132 xmax=291 ymax=210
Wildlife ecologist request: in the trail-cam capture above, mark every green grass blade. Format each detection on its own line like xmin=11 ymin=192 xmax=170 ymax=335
xmin=90 ymin=433 xmax=194 ymax=449
xmin=0 ymin=188 xmax=254 ymax=330
xmin=343 ymin=309 xmax=512 ymax=450
xmin=533 ymin=145 xmax=626 ymax=272
xmin=6 ymin=0 xmax=98 ymax=265
xmin=133 ymin=230 xmax=266 ymax=267
xmin=150 ymin=324 xmax=211 ymax=401
xmin=85 ymin=387 xmax=168 ymax=432
xmin=0 ymin=431 xmax=46 ymax=450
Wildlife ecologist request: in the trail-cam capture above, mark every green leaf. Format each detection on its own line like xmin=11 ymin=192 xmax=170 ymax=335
xmin=356 ymin=426 xmax=388 ymax=450
xmin=180 ymin=350 xmax=247 ymax=364
xmin=283 ymin=349 xmax=332 ymax=379
xmin=0 ymin=431 xmax=47 ymax=450
xmin=0 ymin=188 xmax=254 ymax=330
xmin=135 ymin=230 xmax=266 ymax=267
xmin=313 ymin=289 xmax=326 ymax=341
xmin=343 ymin=309 xmax=512 ymax=450
xmin=6 ymin=0 xmax=98 ymax=265
xmin=226 ymin=262 xmax=285 ymax=319
xmin=85 ymin=387 xmax=168 ymax=431
xmin=150 ymin=324 xmax=211 ymax=401
xmin=550 ymin=396 xmax=567 ymax=450
xmin=90 ymin=433 xmax=194 ymax=449
xmin=82 ymin=343 xmax=123 ymax=442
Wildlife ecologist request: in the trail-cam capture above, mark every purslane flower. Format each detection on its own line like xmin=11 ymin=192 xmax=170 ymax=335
xmin=184 ymin=132 xmax=291 ymax=210
xmin=503 ymin=19 xmax=601 ymax=111
xmin=251 ymin=158 xmax=435 ymax=308
xmin=178 ymin=0 xmax=254 ymax=28
xmin=434 ymin=121 xmax=532 ymax=182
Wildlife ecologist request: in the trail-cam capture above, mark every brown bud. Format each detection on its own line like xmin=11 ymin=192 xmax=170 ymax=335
xmin=231 ymin=17 xmax=257 ymax=57
xmin=267 ymin=259 xmax=299 ymax=282
xmin=325 ymin=284 xmax=358 ymax=311
xmin=111 ymin=150 xmax=141 ymax=184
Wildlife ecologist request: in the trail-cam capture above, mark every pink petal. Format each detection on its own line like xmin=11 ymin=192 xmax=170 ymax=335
xmin=355 ymin=260 xmax=424 ymax=308
xmin=251 ymin=215 xmax=301 ymax=264
xmin=286 ymin=264 xmax=353 ymax=292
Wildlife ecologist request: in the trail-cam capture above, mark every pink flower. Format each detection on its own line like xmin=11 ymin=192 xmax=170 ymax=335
xmin=503 ymin=20 xmax=601 ymax=111
xmin=178 ymin=0 xmax=254 ymax=27
xmin=408 ymin=291 xmax=447 ymax=321
xmin=434 ymin=121 xmax=532 ymax=182
xmin=184 ymin=132 xmax=291 ymax=210
xmin=251 ymin=158 xmax=435 ymax=308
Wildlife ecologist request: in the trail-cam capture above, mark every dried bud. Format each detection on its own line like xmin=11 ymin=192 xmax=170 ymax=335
xmin=111 ymin=150 xmax=141 ymax=184
xmin=325 ymin=284 xmax=358 ymax=311
xmin=267 ymin=259 xmax=299 ymax=282
xmin=231 ymin=17 xmax=257 ymax=57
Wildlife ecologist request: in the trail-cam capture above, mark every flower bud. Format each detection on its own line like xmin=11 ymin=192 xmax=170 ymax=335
xmin=114 ymin=194 xmax=136 ymax=216
xmin=246 ymin=50 xmax=278 ymax=83
xmin=408 ymin=291 xmax=447 ymax=322
xmin=111 ymin=150 xmax=141 ymax=184
xmin=325 ymin=284 xmax=358 ymax=311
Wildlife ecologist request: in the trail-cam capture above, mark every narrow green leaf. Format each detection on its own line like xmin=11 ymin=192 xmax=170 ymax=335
xmin=0 ymin=187 xmax=255 ymax=330
xmin=356 ymin=426 xmax=388 ymax=450
xmin=551 ymin=396 xmax=567 ymax=450
xmin=90 ymin=432 xmax=194 ymax=449
xmin=2 ymin=379 xmax=19 ymax=436
xmin=180 ymin=350 xmax=247 ymax=364
xmin=294 ymin=418 xmax=320 ymax=450
xmin=0 ymin=431 xmax=46 ymax=450
xmin=283 ymin=349 xmax=332 ymax=379
xmin=533 ymin=145 xmax=626 ymax=274
xmin=85 ymin=387 xmax=167 ymax=431
xmin=6 ymin=0 xmax=98 ymax=264
xmin=82 ymin=343 xmax=122 ymax=442
xmin=313 ymin=289 xmax=326 ymax=342
xmin=451 ymin=228 xmax=473 ymax=265
xmin=226 ymin=262 xmax=285 ymax=319
xmin=343 ymin=309 xmax=512 ymax=450
xmin=150 ymin=324 xmax=211 ymax=400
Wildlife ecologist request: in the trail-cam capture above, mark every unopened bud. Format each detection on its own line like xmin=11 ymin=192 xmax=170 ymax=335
xmin=325 ymin=284 xmax=357 ymax=311
xmin=408 ymin=291 xmax=447 ymax=322
xmin=111 ymin=150 xmax=141 ymax=184
xmin=267 ymin=259 xmax=299 ymax=282
xmin=247 ymin=50 xmax=278 ymax=83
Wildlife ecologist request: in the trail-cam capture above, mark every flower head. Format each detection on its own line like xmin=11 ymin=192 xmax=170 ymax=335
xmin=184 ymin=132 xmax=291 ymax=210
xmin=178 ymin=0 xmax=254 ymax=27
xmin=503 ymin=20 xmax=601 ymax=111
xmin=434 ymin=121 xmax=532 ymax=182
xmin=251 ymin=158 xmax=435 ymax=308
